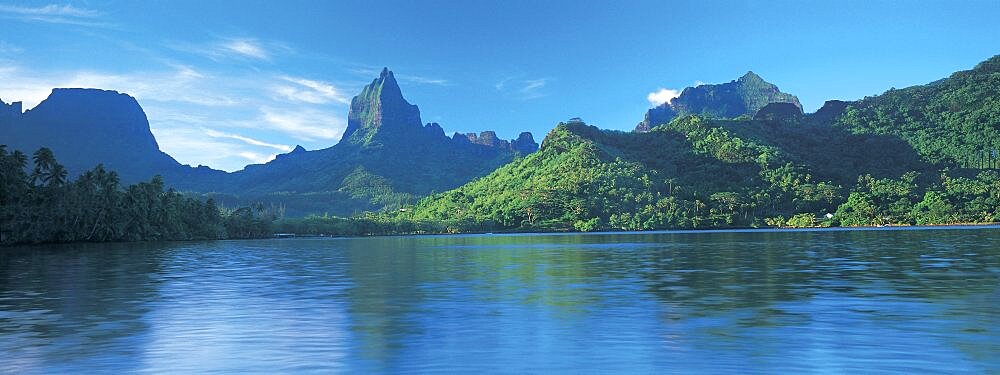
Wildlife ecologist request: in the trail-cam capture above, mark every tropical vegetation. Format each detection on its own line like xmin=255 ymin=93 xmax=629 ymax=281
xmin=0 ymin=146 xmax=275 ymax=245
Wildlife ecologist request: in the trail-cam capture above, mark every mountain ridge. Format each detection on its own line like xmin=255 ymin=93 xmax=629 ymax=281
xmin=0 ymin=68 xmax=539 ymax=216
xmin=411 ymin=55 xmax=1000 ymax=231
xmin=635 ymin=71 xmax=802 ymax=132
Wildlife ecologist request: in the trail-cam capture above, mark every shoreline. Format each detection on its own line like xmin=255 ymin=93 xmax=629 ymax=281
xmin=4 ymin=222 xmax=999 ymax=248
xmin=273 ymin=222 xmax=1000 ymax=239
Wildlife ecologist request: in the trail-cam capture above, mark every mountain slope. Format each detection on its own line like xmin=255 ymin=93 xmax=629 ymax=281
xmin=0 ymin=89 xmax=222 ymax=184
xmin=831 ymin=55 xmax=1000 ymax=168
xmin=410 ymin=117 xmax=848 ymax=230
xmin=635 ymin=72 xmax=801 ymax=132
xmin=168 ymin=68 xmax=538 ymax=215
xmin=1 ymin=69 xmax=538 ymax=216
xmin=411 ymin=56 xmax=1000 ymax=230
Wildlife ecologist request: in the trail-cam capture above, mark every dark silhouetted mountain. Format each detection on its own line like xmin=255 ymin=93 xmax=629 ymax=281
xmin=0 ymin=89 xmax=224 ymax=184
xmin=635 ymin=71 xmax=801 ymax=132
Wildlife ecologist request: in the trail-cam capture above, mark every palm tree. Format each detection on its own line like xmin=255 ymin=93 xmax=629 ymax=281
xmin=30 ymin=148 xmax=56 ymax=186
xmin=47 ymin=164 xmax=68 ymax=187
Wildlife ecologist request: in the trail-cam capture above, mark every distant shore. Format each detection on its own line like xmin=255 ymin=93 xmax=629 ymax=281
xmin=269 ymin=222 xmax=1000 ymax=239
xmin=6 ymin=222 xmax=999 ymax=248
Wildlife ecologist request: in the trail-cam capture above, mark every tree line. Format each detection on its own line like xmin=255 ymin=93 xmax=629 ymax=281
xmin=1 ymin=146 xmax=275 ymax=245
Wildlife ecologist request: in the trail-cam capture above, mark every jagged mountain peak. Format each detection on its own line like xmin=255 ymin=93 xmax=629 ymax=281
xmin=635 ymin=71 xmax=800 ymax=132
xmin=739 ymin=71 xmax=763 ymax=82
xmin=342 ymin=67 xmax=421 ymax=144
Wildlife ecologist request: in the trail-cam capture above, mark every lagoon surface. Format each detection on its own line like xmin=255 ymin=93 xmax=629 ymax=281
xmin=1 ymin=227 xmax=999 ymax=373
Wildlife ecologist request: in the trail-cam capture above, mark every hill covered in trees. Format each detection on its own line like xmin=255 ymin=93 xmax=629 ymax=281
xmin=408 ymin=55 xmax=1000 ymax=232
xmin=832 ymin=55 xmax=1000 ymax=169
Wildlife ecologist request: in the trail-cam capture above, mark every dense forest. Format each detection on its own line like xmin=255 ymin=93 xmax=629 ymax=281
xmin=405 ymin=117 xmax=1000 ymax=232
xmin=0 ymin=146 xmax=275 ymax=245
xmin=405 ymin=56 xmax=1000 ymax=232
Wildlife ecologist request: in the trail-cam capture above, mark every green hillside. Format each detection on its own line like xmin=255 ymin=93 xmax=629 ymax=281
xmin=833 ymin=55 xmax=1000 ymax=168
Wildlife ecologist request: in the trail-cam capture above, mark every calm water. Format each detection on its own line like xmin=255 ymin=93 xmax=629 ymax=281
xmin=1 ymin=227 xmax=999 ymax=373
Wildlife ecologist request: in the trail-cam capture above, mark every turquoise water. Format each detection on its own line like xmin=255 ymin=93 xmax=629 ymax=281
xmin=1 ymin=227 xmax=998 ymax=373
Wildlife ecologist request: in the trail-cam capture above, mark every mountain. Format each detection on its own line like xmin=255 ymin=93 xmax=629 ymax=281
xmin=412 ymin=55 xmax=1000 ymax=230
xmin=1 ymin=69 xmax=538 ymax=216
xmin=0 ymin=89 xmax=222 ymax=184
xmin=167 ymin=68 xmax=538 ymax=215
xmin=635 ymin=72 xmax=802 ymax=132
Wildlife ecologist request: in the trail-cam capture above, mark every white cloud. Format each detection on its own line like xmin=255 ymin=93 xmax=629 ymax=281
xmin=151 ymin=127 xmax=261 ymax=171
xmin=169 ymin=37 xmax=290 ymax=62
xmin=398 ymin=74 xmax=449 ymax=86
xmin=496 ymin=77 xmax=550 ymax=100
xmin=0 ymin=57 xmax=350 ymax=171
xmin=0 ymin=3 xmax=108 ymax=27
xmin=203 ymin=128 xmax=293 ymax=152
xmin=222 ymin=39 xmax=268 ymax=60
xmin=518 ymin=79 xmax=550 ymax=100
xmin=494 ymin=78 xmax=510 ymax=91
xmin=260 ymin=107 xmax=346 ymax=141
xmin=0 ymin=65 xmax=241 ymax=109
xmin=0 ymin=4 xmax=99 ymax=17
xmin=274 ymin=76 xmax=349 ymax=104
xmin=647 ymin=88 xmax=681 ymax=106
xmin=237 ymin=151 xmax=278 ymax=164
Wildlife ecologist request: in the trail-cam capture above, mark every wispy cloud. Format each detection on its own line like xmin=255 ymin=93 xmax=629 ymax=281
xmin=260 ymin=107 xmax=346 ymax=141
xmin=647 ymin=88 xmax=680 ymax=106
xmin=170 ymin=37 xmax=290 ymax=62
xmin=350 ymin=67 xmax=450 ymax=86
xmin=237 ymin=151 xmax=278 ymax=164
xmin=151 ymin=127 xmax=273 ymax=170
xmin=0 ymin=41 xmax=24 ymax=55
xmin=0 ymin=60 xmax=352 ymax=172
xmin=203 ymin=128 xmax=293 ymax=152
xmin=0 ymin=4 xmax=99 ymax=17
xmin=0 ymin=3 xmax=108 ymax=27
xmin=222 ymin=39 xmax=268 ymax=60
xmin=496 ymin=77 xmax=550 ymax=100
xmin=520 ymin=79 xmax=548 ymax=97
xmin=398 ymin=74 xmax=450 ymax=86
xmin=55 ymin=66 xmax=241 ymax=107
xmin=273 ymin=76 xmax=349 ymax=104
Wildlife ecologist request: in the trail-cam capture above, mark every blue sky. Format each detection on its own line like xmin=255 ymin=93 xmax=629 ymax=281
xmin=1 ymin=0 xmax=998 ymax=171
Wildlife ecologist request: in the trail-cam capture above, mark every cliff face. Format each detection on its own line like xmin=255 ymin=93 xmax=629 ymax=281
xmin=635 ymin=72 xmax=801 ymax=132
xmin=0 ymin=89 xmax=192 ymax=183
xmin=342 ymin=68 xmax=423 ymax=145
xmin=451 ymin=130 xmax=538 ymax=154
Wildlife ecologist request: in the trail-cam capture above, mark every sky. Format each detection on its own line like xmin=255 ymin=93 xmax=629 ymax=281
xmin=1 ymin=0 xmax=998 ymax=172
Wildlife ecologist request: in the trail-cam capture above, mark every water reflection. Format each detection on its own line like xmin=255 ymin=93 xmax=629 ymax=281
xmin=1 ymin=227 xmax=998 ymax=372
